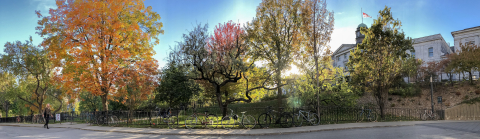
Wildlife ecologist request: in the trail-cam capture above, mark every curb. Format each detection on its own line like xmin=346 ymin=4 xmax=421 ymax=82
xmin=0 ymin=123 xmax=417 ymax=136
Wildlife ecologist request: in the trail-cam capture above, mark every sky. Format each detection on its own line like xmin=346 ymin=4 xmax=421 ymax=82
xmin=1 ymin=0 xmax=480 ymax=71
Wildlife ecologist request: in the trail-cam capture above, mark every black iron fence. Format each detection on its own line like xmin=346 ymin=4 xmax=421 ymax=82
xmin=0 ymin=106 xmax=445 ymax=128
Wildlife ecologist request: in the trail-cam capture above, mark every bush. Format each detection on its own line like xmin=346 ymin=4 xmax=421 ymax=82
xmin=260 ymin=95 xmax=287 ymax=102
xmin=464 ymin=95 xmax=470 ymax=100
xmin=389 ymin=82 xmax=421 ymax=97
xmin=455 ymin=92 xmax=461 ymax=96
xmin=475 ymin=90 xmax=480 ymax=95
xmin=390 ymin=103 xmax=395 ymax=107
xmin=388 ymin=97 xmax=393 ymax=101
xmin=461 ymin=97 xmax=480 ymax=104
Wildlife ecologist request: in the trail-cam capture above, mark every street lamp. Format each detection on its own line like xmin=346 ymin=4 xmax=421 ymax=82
xmin=430 ymin=76 xmax=434 ymax=115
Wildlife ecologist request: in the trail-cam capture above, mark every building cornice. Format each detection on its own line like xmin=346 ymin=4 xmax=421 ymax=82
xmin=451 ymin=26 xmax=480 ymax=37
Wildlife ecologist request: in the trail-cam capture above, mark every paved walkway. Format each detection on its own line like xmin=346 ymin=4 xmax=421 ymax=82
xmin=0 ymin=120 xmax=475 ymax=136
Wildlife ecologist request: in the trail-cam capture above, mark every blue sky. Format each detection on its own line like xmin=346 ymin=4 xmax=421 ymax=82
xmin=1 ymin=0 xmax=479 ymax=69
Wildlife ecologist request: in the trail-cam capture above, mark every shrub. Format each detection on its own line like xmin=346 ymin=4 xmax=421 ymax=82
xmin=390 ymin=103 xmax=395 ymax=107
xmin=397 ymin=98 xmax=402 ymax=102
xmin=475 ymin=90 xmax=480 ymax=95
xmin=388 ymin=97 xmax=393 ymax=101
xmin=464 ymin=95 xmax=470 ymax=100
xmin=455 ymin=92 xmax=461 ymax=96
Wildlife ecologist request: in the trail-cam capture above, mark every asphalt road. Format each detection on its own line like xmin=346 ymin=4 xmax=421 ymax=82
xmin=1 ymin=122 xmax=479 ymax=139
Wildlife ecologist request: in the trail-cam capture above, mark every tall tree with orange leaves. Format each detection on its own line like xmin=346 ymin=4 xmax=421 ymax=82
xmin=36 ymin=0 xmax=163 ymax=111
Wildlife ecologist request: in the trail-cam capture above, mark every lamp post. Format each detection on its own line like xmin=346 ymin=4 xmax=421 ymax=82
xmin=430 ymin=76 xmax=434 ymax=116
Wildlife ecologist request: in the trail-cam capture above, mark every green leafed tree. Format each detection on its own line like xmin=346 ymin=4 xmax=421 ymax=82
xmin=246 ymin=0 xmax=303 ymax=108
xmin=0 ymin=37 xmax=59 ymax=115
xmin=445 ymin=43 xmax=480 ymax=84
xmin=155 ymin=60 xmax=201 ymax=108
xmin=347 ymin=6 xmax=414 ymax=118
xmin=0 ymin=72 xmax=17 ymax=117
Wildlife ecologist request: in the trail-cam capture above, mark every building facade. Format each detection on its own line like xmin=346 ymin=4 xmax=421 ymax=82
xmin=332 ymin=23 xmax=479 ymax=82
xmin=451 ymin=26 xmax=480 ymax=80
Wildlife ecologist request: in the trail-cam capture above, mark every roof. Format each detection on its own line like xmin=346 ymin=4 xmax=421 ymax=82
xmin=357 ymin=23 xmax=367 ymax=28
xmin=451 ymin=26 xmax=480 ymax=37
xmin=412 ymin=34 xmax=443 ymax=44
xmin=332 ymin=44 xmax=356 ymax=56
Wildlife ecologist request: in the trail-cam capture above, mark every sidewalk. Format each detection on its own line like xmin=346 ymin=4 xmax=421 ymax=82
xmin=0 ymin=120 xmax=472 ymax=136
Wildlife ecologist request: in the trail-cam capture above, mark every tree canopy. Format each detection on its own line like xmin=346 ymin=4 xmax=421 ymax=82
xmin=36 ymin=0 xmax=163 ymax=111
xmin=347 ymin=6 xmax=414 ymax=118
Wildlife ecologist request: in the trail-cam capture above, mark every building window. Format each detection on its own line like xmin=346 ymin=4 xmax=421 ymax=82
xmin=428 ymin=47 xmax=433 ymax=57
xmin=337 ymin=56 xmax=340 ymax=61
xmin=344 ymin=54 xmax=347 ymax=59
xmin=411 ymin=52 xmax=415 ymax=58
xmin=467 ymin=41 xmax=475 ymax=46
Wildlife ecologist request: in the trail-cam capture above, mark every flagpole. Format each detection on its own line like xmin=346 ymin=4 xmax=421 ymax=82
xmin=361 ymin=8 xmax=363 ymax=24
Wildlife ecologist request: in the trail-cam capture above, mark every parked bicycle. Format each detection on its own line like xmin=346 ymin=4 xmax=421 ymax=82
xmin=82 ymin=112 xmax=96 ymax=124
xmin=421 ymin=109 xmax=437 ymax=121
xmin=221 ymin=109 xmax=256 ymax=129
xmin=293 ymin=108 xmax=319 ymax=127
xmin=156 ymin=108 xmax=178 ymax=129
xmin=185 ymin=110 xmax=218 ymax=129
xmin=257 ymin=106 xmax=293 ymax=128
xmin=32 ymin=115 xmax=45 ymax=124
xmin=97 ymin=112 xmax=119 ymax=126
xmin=357 ymin=106 xmax=377 ymax=122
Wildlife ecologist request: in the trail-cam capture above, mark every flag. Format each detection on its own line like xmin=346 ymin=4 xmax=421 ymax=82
xmin=363 ymin=12 xmax=371 ymax=18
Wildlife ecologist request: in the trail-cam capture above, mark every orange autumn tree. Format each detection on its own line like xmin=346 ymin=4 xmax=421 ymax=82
xmin=36 ymin=0 xmax=163 ymax=111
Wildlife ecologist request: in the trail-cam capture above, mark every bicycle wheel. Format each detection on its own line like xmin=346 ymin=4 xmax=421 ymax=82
xmin=97 ymin=116 xmax=105 ymax=125
xmin=110 ymin=116 xmax=119 ymax=126
xmin=358 ymin=111 xmax=364 ymax=122
xmin=431 ymin=113 xmax=438 ymax=120
xmin=39 ymin=117 xmax=45 ymax=124
xmin=206 ymin=114 xmax=218 ymax=129
xmin=309 ymin=113 xmax=319 ymax=125
xmin=167 ymin=116 xmax=177 ymax=129
xmin=257 ymin=113 xmax=271 ymax=128
xmin=293 ymin=113 xmax=303 ymax=127
xmin=185 ymin=115 xmax=197 ymax=129
xmin=242 ymin=115 xmax=256 ymax=129
xmin=222 ymin=116 xmax=235 ymax=129
xmin=421 ymin=113 xmax=427 ymax=121
xmin=279 ymin=113 xmax=293 ymax=128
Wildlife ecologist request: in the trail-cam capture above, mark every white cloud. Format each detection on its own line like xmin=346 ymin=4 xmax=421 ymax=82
xmin=31 ymin=0 xmax=56 ymax=14
xmin=329 ymin=27 xmax=357 ymax=52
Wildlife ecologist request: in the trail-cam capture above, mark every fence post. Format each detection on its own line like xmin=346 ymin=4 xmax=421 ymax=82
xmin=336 ymin=107 xmax=338 ymax=123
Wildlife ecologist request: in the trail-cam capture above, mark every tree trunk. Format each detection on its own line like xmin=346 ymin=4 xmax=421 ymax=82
xmin=469 ymin=71 xmax=473 ymax=84
xmin=214 ymin=85 xmax=227 ymax=118
xmin=101 ymin=94 xmax=108 ymax=111
xmin=4 ymin=101 xmax=9 ymax=118
xmin=375 ymin=87 xmax=386 ymax=119
xmin=448 ymin=72 xmax=453 ymax=86
xmin=101 ymin=93 xmax=108 ymax=120
xmin=276 ymin=69 xmax=283 ymax=111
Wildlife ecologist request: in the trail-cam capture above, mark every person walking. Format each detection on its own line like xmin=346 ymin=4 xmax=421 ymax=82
xmin=44 ymin=104 xmax=51 ymax=129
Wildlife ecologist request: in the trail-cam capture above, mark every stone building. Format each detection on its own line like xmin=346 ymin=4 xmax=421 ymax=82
xmin=451 ymin=26 xmax=480 ymax=80
xmin=332 ymin=23 xmax=479 ymax=82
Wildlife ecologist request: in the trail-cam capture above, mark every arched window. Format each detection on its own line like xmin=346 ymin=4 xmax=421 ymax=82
xmin=428 ymin=47 xmax=433 ymax=57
